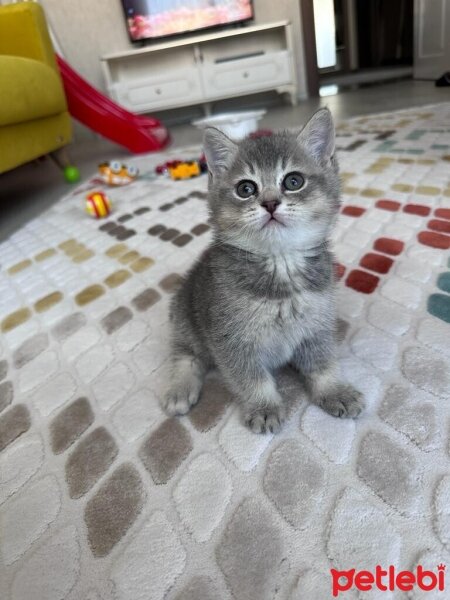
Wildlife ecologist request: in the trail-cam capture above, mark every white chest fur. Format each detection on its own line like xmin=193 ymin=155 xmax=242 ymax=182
xmin=239 ymin=285 xmax=333 ymax=369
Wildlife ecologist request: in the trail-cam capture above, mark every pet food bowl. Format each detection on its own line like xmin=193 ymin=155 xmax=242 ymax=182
xmin=192 ymin=109 xmax=266 ymax=140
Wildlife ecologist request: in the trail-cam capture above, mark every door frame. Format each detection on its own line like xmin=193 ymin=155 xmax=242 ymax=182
xmin=300 ymin=0 xmax=320 ymax=96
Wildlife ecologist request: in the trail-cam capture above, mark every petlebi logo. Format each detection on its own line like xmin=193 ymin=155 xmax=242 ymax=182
xmin=331 ymin=564 xmax=446 ymax=597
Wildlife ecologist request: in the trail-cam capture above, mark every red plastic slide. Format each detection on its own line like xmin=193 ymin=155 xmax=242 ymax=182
xmin=56 ymin=55 xmax=170 ymax=153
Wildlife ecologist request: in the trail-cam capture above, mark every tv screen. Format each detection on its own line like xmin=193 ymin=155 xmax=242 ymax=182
xmin=121 ymin=0 xmax=254 ymax=42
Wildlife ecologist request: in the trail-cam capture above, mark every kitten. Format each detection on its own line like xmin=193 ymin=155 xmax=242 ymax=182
xmin=162 ymin=108 xmax=364 ymax=433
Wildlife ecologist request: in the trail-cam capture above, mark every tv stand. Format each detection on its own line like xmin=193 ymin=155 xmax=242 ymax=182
xmin=101 ymin=21 xmax=299 ymax=116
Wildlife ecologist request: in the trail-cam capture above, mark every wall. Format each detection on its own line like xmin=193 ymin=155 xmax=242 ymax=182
xmin=39 ymin=0 xmax=308 ymax=99
xmin=40 ymin=0 xmax=128 ymax=89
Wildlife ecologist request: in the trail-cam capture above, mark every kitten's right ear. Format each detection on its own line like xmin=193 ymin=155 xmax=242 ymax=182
xmin=203 ymin=127 xmax=238 ymax=175
xmin=297 ymin=107 xmax=335 ymax=162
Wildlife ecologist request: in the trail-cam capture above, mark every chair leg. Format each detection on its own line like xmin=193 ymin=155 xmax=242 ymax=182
xmin=49 ymin=146 xmax=70 ymax=169
xmin=49 ymin=147 xmax=80 ymax=183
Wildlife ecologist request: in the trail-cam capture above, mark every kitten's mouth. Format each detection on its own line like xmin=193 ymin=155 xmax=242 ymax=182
xmin=262 ymin=215 xmax=285 ymax=228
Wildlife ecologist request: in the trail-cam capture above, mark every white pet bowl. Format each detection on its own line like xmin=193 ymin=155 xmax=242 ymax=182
xmin=192 ymin=109 xmax=266 ymax=140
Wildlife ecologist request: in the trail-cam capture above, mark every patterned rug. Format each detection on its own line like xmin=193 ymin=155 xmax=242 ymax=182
xmin=1 ymin=104 xmax=450 ymax=600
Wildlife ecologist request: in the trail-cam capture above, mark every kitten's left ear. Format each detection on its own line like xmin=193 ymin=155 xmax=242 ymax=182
xmin=297 ymin=108 xmax=335 ymax=162
xmin=203 ymin=127 xmax=238 ymax=175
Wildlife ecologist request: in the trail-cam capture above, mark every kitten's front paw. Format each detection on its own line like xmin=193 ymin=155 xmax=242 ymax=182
xmin=161 ymin=386 xmax=199 ymax=416
xmin=244 ymin=404 xmax=286 ymax=434
xmin=317 ymin=383 xmax=364 ymax=418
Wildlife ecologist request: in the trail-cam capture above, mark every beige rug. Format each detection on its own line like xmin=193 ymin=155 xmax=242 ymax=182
xmin=1 ymin=105 xmax=450 ymax=600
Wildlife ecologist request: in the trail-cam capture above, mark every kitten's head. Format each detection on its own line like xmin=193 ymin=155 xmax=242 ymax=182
xmin=203 ymin=108 xmax=340 ymax=254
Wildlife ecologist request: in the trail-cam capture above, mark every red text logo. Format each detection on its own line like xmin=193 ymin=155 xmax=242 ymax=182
xmin=331 ymin=564 xmax=446 ymax=597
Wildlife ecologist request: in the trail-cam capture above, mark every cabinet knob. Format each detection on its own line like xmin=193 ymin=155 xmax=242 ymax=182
xmin=156 ymin=88 xmax=162 ymax=95
xmin=243 ymin=72 xmax=249 ymax=78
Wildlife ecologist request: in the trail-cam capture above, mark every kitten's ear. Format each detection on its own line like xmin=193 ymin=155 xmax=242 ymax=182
xmin=297 ymin=108 xmax=335 ymax=162
xmin=203 ymin=127 xmax=238 ymax=175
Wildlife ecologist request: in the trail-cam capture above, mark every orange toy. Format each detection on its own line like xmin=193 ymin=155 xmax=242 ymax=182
xmin=168 ymin=161 xmax=201 ymax=180
xmin=98 ymin=161 xmax=139 ymax=186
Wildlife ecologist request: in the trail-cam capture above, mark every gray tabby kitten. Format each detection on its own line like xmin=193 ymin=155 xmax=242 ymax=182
xmin=162 ymin=108 xmax=364 ymax=433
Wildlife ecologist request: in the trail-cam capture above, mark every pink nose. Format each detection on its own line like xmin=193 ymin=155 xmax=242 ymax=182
xmin=261 ymin=199 xmax=280 ymax=214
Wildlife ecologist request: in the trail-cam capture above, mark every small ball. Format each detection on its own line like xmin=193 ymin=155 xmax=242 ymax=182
xmin=64 ymin=165 xmax=81 ymax=183
xmin=85 ymin=191 xmax=112 ymax=218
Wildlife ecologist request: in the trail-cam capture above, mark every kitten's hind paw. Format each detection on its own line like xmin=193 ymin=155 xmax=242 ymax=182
xmin=317 ymin=383 xmax=364 ymax=419
xmin=244 ymin=404 xmax=286 ymax=434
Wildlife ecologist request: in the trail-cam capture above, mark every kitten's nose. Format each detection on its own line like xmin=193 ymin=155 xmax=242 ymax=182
xmin=261 ymin=199 xmax=280 ymax=214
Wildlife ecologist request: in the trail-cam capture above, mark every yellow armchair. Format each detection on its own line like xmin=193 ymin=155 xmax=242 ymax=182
xmin=0 ymin=2 xmax=72 ymax=174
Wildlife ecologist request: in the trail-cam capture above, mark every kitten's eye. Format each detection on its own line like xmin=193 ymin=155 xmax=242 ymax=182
xmin=236 ymin=180 xmax=257 ymax=198
xmin=283 ymin=172 xmax=304 ymax=191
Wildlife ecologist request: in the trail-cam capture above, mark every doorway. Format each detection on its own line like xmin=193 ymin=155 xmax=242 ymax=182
xmin=302 ymin=0 xmax=415 ymax=96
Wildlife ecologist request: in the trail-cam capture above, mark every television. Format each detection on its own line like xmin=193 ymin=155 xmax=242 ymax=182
xmin=121 ymin=0 xmax=254 ymax=43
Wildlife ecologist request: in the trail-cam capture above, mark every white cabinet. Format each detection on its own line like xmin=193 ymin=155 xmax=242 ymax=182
xmin=101 ymin=21 xmax=299 ymax=114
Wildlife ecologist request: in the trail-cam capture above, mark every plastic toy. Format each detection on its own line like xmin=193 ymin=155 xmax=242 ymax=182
xmin=63 ymin=165 xmax=80 ymax=183
xmin=156 ymin=156 xmax=207 ymax=179
xmin=56 ymin=56 xmax=170 ymax=154
xmin=169 ymin=161 xmax=201 ymax=180
xmin=98 ymin=161 xmax=139 ymax=186
xmin=85 ymin=191 xmax=112 ymax=218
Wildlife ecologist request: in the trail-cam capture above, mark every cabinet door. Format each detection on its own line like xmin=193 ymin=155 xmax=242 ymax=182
xmin=201 ymin=50 xmax=293 ymax=100
xmin=113 ymin=70 xmax=204 ymax=111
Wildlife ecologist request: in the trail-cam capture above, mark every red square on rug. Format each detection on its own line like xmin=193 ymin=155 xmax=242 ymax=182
xmin=373 ymin=237 xmax=404 ymax=255
xmin=360 ymin=252 xmax=394 ymax=274
xmin=427 ymin=219 xmax=450 ymax=234
xmin=435 ymin=208 xmax=450 ymax=220
xmin=345 ymin=269 xmax=380 ymax=294
xmin=334 ymin=262 xmax=346 ymax=279
xmin=376 ymin=200 xmax=401 ymax=211
xmin=403 ymin=204 xmax=431 ymax=216
xmin=418 ymin=231 xmax=450 ymax=249
xmin=342 ymin=206 xmax=366 ymax=217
